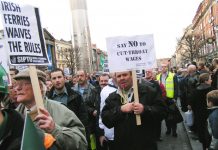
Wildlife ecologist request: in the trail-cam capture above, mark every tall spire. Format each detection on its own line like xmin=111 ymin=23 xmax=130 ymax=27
xmin=70 ymin=0 xmax=93 ymax=73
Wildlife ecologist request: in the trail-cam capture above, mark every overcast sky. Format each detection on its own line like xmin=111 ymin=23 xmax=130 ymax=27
xmin=1 ymin=0 xmax=203 ymax=58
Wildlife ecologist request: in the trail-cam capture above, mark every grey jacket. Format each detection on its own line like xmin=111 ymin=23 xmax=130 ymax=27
xmin=16 ymin=98 xmax=87 ymax=150
xmin=73 ymin=82 xmax=100 ymax=133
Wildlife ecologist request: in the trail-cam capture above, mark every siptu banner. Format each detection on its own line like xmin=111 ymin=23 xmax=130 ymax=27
xmin=0 ymin=0 xmax=49 ymax=65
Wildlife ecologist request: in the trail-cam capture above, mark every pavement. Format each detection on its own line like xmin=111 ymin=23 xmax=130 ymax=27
xmin=157 ymin=120 xmax=192 ymax=150
xmin=179 ymin=105 xmax=202 ymax=150
xmin=157 ymin=99 xmax=202 ymax=150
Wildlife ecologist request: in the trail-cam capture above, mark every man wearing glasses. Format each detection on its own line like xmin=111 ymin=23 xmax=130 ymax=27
xmin=15 ymin=68 xmax=87 ymax=150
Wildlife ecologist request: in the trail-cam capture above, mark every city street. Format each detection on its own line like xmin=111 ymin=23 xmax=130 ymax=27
xmin=157 ymin=121 xmax=192 ymax=150
xmin=157 ymin=102 xmax=202 ymax=150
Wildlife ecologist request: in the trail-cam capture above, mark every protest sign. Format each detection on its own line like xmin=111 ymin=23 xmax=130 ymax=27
xmin=106 ymin=34 xmax=156 ymax=72
xmin=106 ymin=34 xmax=157 ymax=125
xmin=0 ymin=0 xmax=47 ymax=112
xmin=0 ymin=0 xmax=49 ymax=65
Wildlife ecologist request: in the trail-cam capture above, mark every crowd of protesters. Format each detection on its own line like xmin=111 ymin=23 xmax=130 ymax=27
xmin=1 ymin=59 xmax=218 ymax=150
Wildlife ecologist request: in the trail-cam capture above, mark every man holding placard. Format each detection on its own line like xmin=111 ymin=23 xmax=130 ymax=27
xmin=101 ymin=71 xmax=165 ymax=150
xmin=15 ymin=68 xmax=87 ymax=150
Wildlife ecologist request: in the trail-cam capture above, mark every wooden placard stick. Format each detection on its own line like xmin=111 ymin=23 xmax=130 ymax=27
xmin=29 ymin=65 xmax=44 ymax=115
xmin=132 ymin=70 xmax=141 ymax=125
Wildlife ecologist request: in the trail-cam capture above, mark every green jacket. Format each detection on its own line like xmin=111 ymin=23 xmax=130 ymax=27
xmin=16 ymin=98 xmax=87 ymax=150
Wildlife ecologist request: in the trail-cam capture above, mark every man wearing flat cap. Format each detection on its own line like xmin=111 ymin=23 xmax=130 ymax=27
xmin=15 ymin=68 xmax=87 ymax=150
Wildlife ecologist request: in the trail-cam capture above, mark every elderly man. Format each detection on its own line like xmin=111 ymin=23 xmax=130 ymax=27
xmin=14 ymin=68 xmax=87 ymax=150
xmin=144 ymin=69 xmax=165 ymax=141
xmin=186 ymin=64 xmax=199 ymax=106
xmin=101 ymin=71 xmax=165 ymax=150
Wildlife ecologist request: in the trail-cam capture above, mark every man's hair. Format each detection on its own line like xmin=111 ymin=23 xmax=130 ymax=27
xmin=207 ymin=90 xmax=218 ymax=106
xmin=212 ymin=58 xmax=218 ymax=65
xmin=198 ymin=62 xmax=205 ymax=67
xmin=191 ymin=61 xmax=197 ymax=68
xmin=99 ymin=73 xmax=110 ymax=79
xmin=187 ymin=64 xmax=196 ymax=73
xmin=199 ymin=73 xmax=210 ymax=83
xmin=114 ymin=71 xmax=132 ymax=77
xmin=72 ymin=74 xmax=77 ymax=78
xmin=10 ymin=68 xmax=19 ymax=75
xmin=50 ymin=68 xmax=65 ymax=78
xmin=76 ymin=70 xmax=87 ymax=76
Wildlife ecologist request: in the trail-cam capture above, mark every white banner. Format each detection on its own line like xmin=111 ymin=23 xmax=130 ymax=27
xmin=106 ymin=34 xmax=157 ymax=72
xmin=0 ymin=0 xmax=49 ymax=65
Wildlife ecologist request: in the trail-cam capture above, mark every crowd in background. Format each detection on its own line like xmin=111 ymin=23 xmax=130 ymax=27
xmin=1 ymin=58 xmax=218 ymax=150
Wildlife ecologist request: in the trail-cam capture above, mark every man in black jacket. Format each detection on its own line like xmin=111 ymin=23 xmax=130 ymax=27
xmin=101 ymin=71 xmax=165 ymax=150
xmin=73 ymin=70 xmax=100 ymax=150
xmin=47 ymin=68 xmax=88 ymax=126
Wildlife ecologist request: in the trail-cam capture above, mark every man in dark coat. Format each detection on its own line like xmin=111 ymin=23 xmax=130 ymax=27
xmin=73 ymin=70 xmax=100 ymax=150
xmin=101 ymin=71 xmax=165 ymax=150
xmin=0 ymin=108 xmax=24 ymax=150
xmin=142 ymin=69 xmax=166 ymax=141
xmin=47 ymin=68 xmax=88 ymax=126
xmin=190 ymin=73 xmax=212 ymax=150
xmin=211 ymin=58 xmax=218 ymax=90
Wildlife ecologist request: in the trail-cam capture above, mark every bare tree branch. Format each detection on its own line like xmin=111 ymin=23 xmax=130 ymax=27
xmin=177 ymin=33 xmax=203 ymax=62
xmin=64 ymin=46 xmax=80 ymax=75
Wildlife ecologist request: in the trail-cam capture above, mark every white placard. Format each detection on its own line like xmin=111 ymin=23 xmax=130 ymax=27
xmin=106 ymin=34 xmax=157 ymax=72
xmin=0 ymin=0 xmax=49 ymax=65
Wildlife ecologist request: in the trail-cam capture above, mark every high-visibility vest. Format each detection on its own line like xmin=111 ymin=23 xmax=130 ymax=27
xmin=156 ymin=72 xmax=174 ymax=98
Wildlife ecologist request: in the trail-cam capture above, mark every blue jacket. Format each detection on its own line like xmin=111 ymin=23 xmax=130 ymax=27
xmin=209 ymin=107 xmax=218 ymax=139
